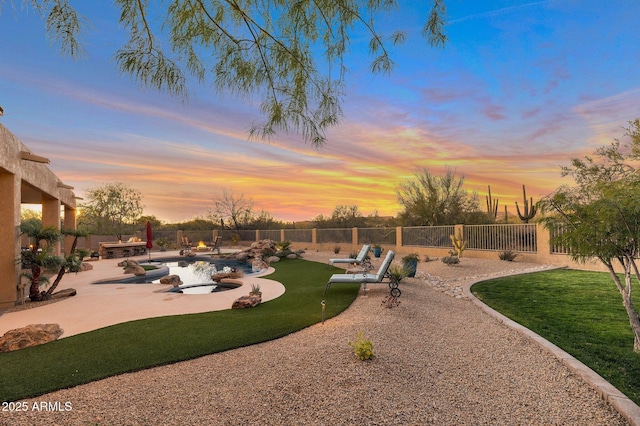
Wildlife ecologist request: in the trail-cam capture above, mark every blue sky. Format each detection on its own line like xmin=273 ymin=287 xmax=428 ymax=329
xmin=1 ymin=1 xmax=639 ymax=222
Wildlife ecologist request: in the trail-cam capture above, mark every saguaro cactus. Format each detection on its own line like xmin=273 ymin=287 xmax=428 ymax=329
xmin=515 ymin=184 xmax=537 ymax=223
xmin=449 ymin=231 xmax=466 ymax=257
xmin=486 ymin=185 xmax=498 ymax=219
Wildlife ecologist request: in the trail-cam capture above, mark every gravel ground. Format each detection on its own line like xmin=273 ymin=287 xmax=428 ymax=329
xmin=2 ymin=253 xmax=628 ymax=425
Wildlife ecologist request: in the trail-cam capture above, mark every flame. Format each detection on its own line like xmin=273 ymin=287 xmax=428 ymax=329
xmin=197 ymin=241 xmax=206 ymax=248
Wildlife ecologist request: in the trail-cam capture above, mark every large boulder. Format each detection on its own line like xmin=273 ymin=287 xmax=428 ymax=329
xmin=235 ymin=252 xmax=250 ymax=261
xmin=251 ymin=260 xmax=268 ymax=272
xmin=118 ymin=259 xmax=139 ymax=267
xmin=124 ymin=265 xmax=146 ymax=276
xmin=160 ymin=274 xmax=182 ymax=286
xmin=267 ymin=256 xmax=280 ymax=264
xmin=211 ymin=271 xmax=244 ymax=282
xmin=231 ymin=294 xmax=261 ymax=309
xmin=0 ymin=324 xmax=64 ymax=352
xmin=79 ymin=262 xmax=94 ymax=272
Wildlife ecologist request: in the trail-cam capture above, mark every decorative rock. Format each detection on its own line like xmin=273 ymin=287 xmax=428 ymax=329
xmin=160 ymin=274 xmax=182 ymax=286
xmin=124 ymin=265 xmax=146 ymax=276
xmin=211 ymin=271 xmax=244 ymax=282
xmin=0 ymin=324 xmax=64 ymax=352
xmin=51 ymin=288 xmax=77 ymax=299
xmin=219 ymin=278 xmax=244 ymax=285
xmin=231 ymin=294 xmax=261 ymax=309
xmin=267 ymin=256 xmax=280 ymax=263
xmin=79 ymin=262 xmax=94 ymax=271
xmin=251 ymin=260 xmax=268 ymax=272
xmin=118 ymin=259 xmax=139 ymax=267
xmin=235 ymin=252 xmax=250 ymax=261
xmin=286 ymin=253 xmax=298 ymax=259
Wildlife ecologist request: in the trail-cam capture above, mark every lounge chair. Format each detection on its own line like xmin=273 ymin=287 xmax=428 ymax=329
xmin=329 ymin=244 xmax=371 ymax=270
xmin=208 ymin=236 xmax=222 ymax=254
xmin=180 ymin=237 xmax=193 ymax=256
xmin=324 ymin=250 xmax=400 ymax=297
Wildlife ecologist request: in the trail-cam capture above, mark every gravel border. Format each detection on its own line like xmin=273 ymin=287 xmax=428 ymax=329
xmin=1 ymin=254 xmax=631 ymax=425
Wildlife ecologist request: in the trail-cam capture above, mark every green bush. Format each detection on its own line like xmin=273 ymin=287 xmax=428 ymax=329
xmin=349 ymin=331 xmax=374 ymax=361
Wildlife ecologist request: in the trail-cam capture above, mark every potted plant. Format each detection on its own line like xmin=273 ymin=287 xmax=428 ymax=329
xmin=250 ymin=283 xmax=261 ymax=296
xmin=401 ymin=253 xmax=420 ymax=277
xmin=372 ymin=244 xmax=384 ymax=258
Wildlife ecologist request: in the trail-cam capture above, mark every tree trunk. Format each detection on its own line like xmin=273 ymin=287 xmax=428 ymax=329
xmin=29 ymin=264 xmax=42 ymax=301
xmin=607 ymin=257 xmax=640 ymax=353
xmin=44 ymin=235 xmax=80 ymax=298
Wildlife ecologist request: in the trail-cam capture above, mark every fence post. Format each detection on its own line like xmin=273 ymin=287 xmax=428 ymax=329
xmin=280 ymin=229 xmax=285 ymax=242
xmin=176 ymin=230 xmax=183 ymax=248
xmin=255 ymin=230 xmax=260 ymax=242
xmin=312 ymin=228 xmax=317 ymax=245
xmin=536 ymin=223 xmax=551 ymax=262
xmin=352 ymin=227 xmax=358 ymax=247
xmin=396 ymin=226 xmax=403 ymax=249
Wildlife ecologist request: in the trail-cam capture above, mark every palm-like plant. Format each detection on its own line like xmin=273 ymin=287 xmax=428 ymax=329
xmin=44 ymin=229 xmax=89 ymax=299
xmin=19 ymin=219 xmax=64 ymax=301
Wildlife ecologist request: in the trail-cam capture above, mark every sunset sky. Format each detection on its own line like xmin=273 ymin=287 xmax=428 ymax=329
xmin=1 ymin=1 xmax=639 ymax=223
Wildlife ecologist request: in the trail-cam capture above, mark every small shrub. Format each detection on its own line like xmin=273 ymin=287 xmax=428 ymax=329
xmin=401 ymin=253 xmax=420 ymax=263
xmin=442 ymin=255 xmax=460 ymax=266
xmin=230 ymin=233 xmax=240 ymax=245
xmin=349 ymin=331 xmax=374 ymax=361
xmin=156 ymin=237 xmax=171 ymax=249
xmin=276 ymin=240 xmax=294 ymax=257
xmin=250 ymin=283 xmax=261 ymax=294
xmin=334 ymin=245 xmax=341 ymax=254
xmin=498 ymin=250 xmax=518 ymax=261
xmin=276 ymin=240 xmax=292 ymax=251
xmin=388 ymin=264 xmax=409 ymax=283
xmin=381 ymin=295 xmax=401 ymax=308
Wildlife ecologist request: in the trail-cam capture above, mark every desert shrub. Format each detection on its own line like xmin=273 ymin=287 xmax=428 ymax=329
xmin=441 ymin=255 xmax=460 ymax=266
xmin=349 ymin=331 xmax=374 ymax=361
xmin=498 ymin=250 xmax=518 ymax=261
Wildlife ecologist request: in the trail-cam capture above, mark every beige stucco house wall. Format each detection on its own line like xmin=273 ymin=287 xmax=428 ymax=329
xmin=0 ymin=123 xmax=76 ymax=308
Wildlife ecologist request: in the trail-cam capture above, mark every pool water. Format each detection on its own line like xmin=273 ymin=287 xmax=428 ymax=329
xmin=152 ymin=259 xmax=249 ymax=285
xmin=145 ymin=256 xmax=254 ymax=294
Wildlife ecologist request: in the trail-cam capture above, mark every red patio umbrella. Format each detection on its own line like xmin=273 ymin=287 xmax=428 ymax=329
xmin=146 ymin=221 xmax=153 ymax=261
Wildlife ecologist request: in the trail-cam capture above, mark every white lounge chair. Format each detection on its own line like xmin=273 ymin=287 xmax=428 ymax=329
xmin=324 ymin=250 xmax=400 ymax=297
xmin=329 ymin=244 xmax=371 ymax=269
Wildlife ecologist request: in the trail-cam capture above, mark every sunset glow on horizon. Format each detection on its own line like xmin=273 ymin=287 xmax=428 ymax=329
xmin=2 ymin=1 xmax=639 ymax=223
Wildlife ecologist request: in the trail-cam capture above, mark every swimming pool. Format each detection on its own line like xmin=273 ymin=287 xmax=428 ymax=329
xmin=151 ymin=257 xmax=251 ymax=283
xmin=92 ymin=256 xmax=255 ymax=294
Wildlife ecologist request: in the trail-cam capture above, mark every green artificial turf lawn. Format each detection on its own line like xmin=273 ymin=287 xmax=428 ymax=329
xmin=472 ymin=269 xmax=640 ymax=405
xmin=0 ymin=258 xmax=359 ymax=402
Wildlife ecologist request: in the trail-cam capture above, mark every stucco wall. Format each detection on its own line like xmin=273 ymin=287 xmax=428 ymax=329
xmin=0 ymin=123 xmax=76 ymax=307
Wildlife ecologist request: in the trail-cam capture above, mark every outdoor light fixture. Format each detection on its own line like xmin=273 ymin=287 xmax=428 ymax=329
xmin=321 ymin=300 xmax=326 ymax=324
